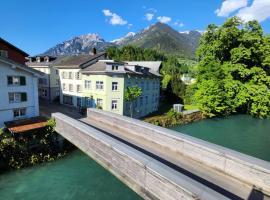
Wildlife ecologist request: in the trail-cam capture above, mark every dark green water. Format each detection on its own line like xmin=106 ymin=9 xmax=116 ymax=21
xmin=170 ymin=114 xmax=270 ymax=162
xmin=0 ymin=150 xmax=142 ymax=200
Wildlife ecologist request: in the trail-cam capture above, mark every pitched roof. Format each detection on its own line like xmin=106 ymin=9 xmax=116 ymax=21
xmin=0 ymin=55 xmax=43 ymax=76
xmin=0 ymin=37 xmax=29 ymax=56
xmin=53 ymin=53 xmax=106 ymax=68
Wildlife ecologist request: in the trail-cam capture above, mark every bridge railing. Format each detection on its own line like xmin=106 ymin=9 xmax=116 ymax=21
xmin=87 ymin=108 xmax=270 ymax=196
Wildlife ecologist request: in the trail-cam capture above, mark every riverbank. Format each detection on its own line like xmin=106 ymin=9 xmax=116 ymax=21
xmin=0 ymin=119 xmax=74 ymax=171
xmin=143 ymin=105 xmax=204 ymax=127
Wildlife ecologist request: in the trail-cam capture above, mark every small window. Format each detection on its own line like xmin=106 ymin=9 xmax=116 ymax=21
xmin=42 ymin=89 xmax=47 ymax=97
xmin=55 ymin=69 xmax=59 ymax=75
xmin=112 ymin=65 xmax=119 ymax=71
xmin=69 ymin=72 xmax=73 ymax=79
xmin=96 ymin=81 xmax=104 ymax=90
xmin=69 ymin=84 xmax=73 ymax=92
xmin=13 ymin=108 xmax=26 ymax=118
xmin=145 ymin=96 xmax=148 ymax=105
xmin=97 ymin=99 xmax=103 ymax=109
xmin=140 ymin=97 xmax=143 ymax=106
xmin=63 ymin=83 xmax=66 ymax=91
xmin=77 ymin=85 xmax=82 ymax=93
xmin=9 ymin=92 xmax=27 ymax=103
xmin=85 ymin=80 xmax=91 ymax=89
xmin=111 ymin=100 xmax=118 ymax=110
xmin=0 ymin=50 xmax=8 ymax=57
xmin=75 ymin=72 xmax=81 ymax=80
xmin=112 ymin=82 xmax=118 ymax=91
xmin=7 ymin=76 xmax=25 ymax=86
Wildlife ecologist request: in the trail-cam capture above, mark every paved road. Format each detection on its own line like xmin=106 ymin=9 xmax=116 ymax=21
xmin=39 ymin=100 xmax=83 ymax=119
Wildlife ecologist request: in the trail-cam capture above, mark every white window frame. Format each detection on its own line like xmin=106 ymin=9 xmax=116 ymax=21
xmin=111 ymin=100 xmax=118 ymax=110
xmin=69 ymin=84 xmax=73 ymax=92
xmin=85 ymin=80 xmax=91 ymax=90
xmin=96 ymin=81 xmax=104 ymax=90
xmin=112 ymin=82 xmax=118 ymax=91
xmin=13 ymin=108 xmax=26 ymax=118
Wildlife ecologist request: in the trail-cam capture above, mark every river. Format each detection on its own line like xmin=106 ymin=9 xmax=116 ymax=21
xmin=0 ymin=150 xmax=142 ymax=200
xmin=1 ymin=114 xmax=269 ymax=199
xmin=171 ymin=114 xmax=270 ymax=162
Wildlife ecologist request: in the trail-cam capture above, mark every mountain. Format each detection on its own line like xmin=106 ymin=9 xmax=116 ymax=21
xmin=44 ymin=33 xmax=114 ymax=56
xmin=117 ymin=23 xmax=201 ymax=57
xmin=43 ymin=23 xmax=202 ymax=58
xmin=111 ymin=32 xmax=136 ymax=45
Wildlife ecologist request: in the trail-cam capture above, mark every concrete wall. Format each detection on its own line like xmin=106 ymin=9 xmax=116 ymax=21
xmin=87 ymin=108 xmax=270 ymax=196
xmin=52 ymin=113 xmax=229 ymax=200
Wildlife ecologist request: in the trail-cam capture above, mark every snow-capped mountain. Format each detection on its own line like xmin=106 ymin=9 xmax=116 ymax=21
xmin=43 ymin=23 xmax=202 ymax=58
xmin=44 ymin=33 xmax=114 ymax=56
xmin=111 ymin=32 xmax=136 ymax=45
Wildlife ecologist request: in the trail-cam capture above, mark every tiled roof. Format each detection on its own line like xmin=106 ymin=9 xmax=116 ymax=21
xmin=53 ymin=53 xmax=106 ymax=68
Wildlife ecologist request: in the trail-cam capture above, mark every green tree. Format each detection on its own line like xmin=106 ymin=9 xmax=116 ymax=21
xmin=124 ymin=86 xmax=142 ymax=118
xmin=194 ymin=17 xmax=270 ymax=118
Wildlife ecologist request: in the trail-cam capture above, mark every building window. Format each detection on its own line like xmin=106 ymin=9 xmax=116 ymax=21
xmin=62 ymin=83 xmax=66 ymax=91
xmin=69 ymin=84 xmax=73 ymax=92
xmin=77 ymin=85 xmax=82 ymax=93
xmin=77 ymin=97 xmax=81 ymax=107
xmin=62 ymin=72 xmax=67 ymax=79
xmin=0 ymin=50 xmax=8 ymax=57
xmin=9 ymin=92 xmax=27 ymax=103
xmin=38 ymin=78 xmax=47 ymax=85
xmin=75 ymin=72 xmax=81 ymax=80
xmin=69 ymin=72 xmax=73 ymax=79
xmin=55 ymin=69 xmax=59 ymax=75
xmin=145 ymin=96 xmax=148 ymax=105
xmin=42 ymin=89 xmax=47 ymax=97
xmin=7 ymin=76 xmax=26 ymax=86
xmin=96 ymin=81 xmax=104 ymax=90
xmin=111 ymin=100 xmax=117 ymax=110
xmin=112 ymin=65 xmax=119 ymax=71
xmin=141 ymin=82 xmax=144 ymax=91
xmin=63 ymin=95 xmax=73 ymax=105
xmin=97 ymin=98 xmax=103 ymax=109
xmin=85 ymin=80 xmax=91 ymax=89
xmin=112 ymin=82 xmax=118 ymax=91
xmin=140 ymin=97 xmax=143 ymax=106
xmin=13 ymin=108 xmax=26 ymax=118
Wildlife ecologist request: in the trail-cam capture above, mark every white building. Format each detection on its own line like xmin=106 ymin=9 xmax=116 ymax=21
xmin=0 ymin=38 xmax=40 ymax=127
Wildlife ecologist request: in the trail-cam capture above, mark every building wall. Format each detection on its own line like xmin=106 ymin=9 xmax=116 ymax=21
xmin=58 ymin=68 xmax=84 ymax=107
xmin=28 ymin=65 xmax=60 ymax=101
xmin=82 ymin=74 xmax=125 ymax=115
xmin=124 ymin=76 xmax=160 ymax=118
xmin=0 ymin=60 xmax=39 ymax=127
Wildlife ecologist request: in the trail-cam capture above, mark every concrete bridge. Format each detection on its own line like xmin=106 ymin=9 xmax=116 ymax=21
xmin=52 ymin=109 xmax=270 ymax=200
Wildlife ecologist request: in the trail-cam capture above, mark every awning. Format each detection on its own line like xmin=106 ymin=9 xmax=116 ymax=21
xmin=4 ymin=116 xmax=48 ymax=134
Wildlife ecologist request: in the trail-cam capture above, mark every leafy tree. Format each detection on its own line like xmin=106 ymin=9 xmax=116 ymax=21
xmin=194 ymin=17 xmax=270 ymax=118
xmin=124 ymin=86 xmax=142 ymax=118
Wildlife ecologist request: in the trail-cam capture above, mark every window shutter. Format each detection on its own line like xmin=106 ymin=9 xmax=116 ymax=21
xmin=7 ymin=76 xmax=13 ymax=85
xmin=21 ymin=93 xmax=27 ymax=102
xmin=20 ymin=76 xmax=26 ymax=85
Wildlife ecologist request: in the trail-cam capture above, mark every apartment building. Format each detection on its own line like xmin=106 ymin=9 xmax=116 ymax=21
xmin=26 ymin=55 xmax=60 ymax=101
xmin=0 ymin=38 xmax=40 ymax=127
xmin=53 ymin=53 xmax=107 ymax=107
xmin=80 ymin=60 xmax=161 ymax=118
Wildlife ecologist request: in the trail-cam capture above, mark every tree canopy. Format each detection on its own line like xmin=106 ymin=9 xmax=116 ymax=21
xmin=124 ymin=86 xmax=142 ymax=118
xmin=194 ymin=17 xmax=270 ymax=118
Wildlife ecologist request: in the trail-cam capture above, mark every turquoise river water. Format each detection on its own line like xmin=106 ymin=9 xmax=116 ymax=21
xmin=0 ymin=114 xmax=269 ymax=199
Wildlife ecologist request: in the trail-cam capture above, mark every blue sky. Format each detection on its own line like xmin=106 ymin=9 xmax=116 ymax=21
xmin=1 ymin=0 xmax=270 ymax=55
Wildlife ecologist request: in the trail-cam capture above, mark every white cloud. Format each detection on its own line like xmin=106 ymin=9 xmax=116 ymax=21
xmin=102 ymin=9 xmax=127 ymax=25
xmin=236 ymin=0 xmax=270 ymax=22
xmin=215 ymin=0 xmax=248 ymax=17
xmin=157 ymin=16 xmax=171 ymax=23
xmin=145 ymin=13 xmax=154 ymax=21
xmin=174 ymin=21 xmax=184 ymax=27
